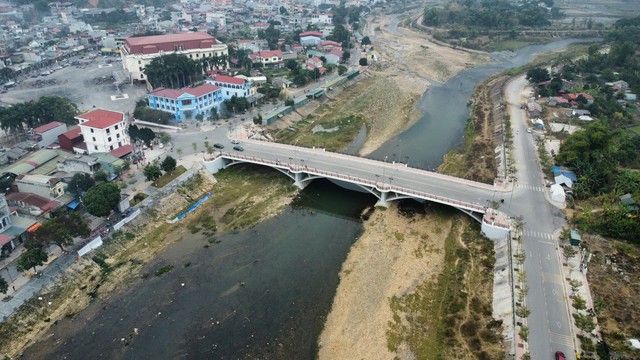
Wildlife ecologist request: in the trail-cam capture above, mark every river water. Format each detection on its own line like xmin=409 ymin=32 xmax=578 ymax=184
xmin=23 ymin=39 xmax=594 ymax=359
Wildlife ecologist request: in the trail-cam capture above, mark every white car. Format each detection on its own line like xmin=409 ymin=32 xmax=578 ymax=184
xmin=159 ymin=143 xmax=165 ymax=149
xmin=526 ymin=128 xmax=532 ymax=133
xmin=231 ymin=139 xmax=240 ymax=144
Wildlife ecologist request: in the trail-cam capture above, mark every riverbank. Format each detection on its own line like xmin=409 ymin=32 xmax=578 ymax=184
xmin=0 ymin=165 xmax=296 ymax=358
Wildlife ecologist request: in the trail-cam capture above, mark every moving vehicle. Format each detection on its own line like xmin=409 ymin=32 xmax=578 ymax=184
xmin=233 ymin=146 xmax=244 ymax=151
xmin=555 ymin=351 xmax=565 ymax=360
xmin=231 ymin=139 xmax=240 ymax=144
xmin=213 ymin=143 xmax=224 ymax=149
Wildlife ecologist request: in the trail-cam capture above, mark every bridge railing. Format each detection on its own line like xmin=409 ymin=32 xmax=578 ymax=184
xmin=214 ymin=152 xmax=487 ymax=213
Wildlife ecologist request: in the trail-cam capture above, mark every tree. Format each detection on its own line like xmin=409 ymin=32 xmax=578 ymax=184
xmin=279 ymin=5 xmax=288 ymax=15
xmin=526 ymin=67 xmax=550 ymax=83
xmin=17 ymin=241 xmax=48 ymax=273
xmin=67 ymin=173 xmax=95 ymax=195
xmin=0 ymin=276 xmax=7 ymax=294
xmin=359 ymin=58 xmax=368 ymax=66
xmin=144 ymin=164 xmax=162 ymax=182
xmin=572 ymin=295 xmax=587 ymax=310
xmin=361 ymin=36 xmax=371 ymax=46
xmin=82 ymin=183 xmax=121 ymax=217
xmin=563 ymin=245 xmax=577 ymax=260
xmin=34 ymin=213 xmax=90 ymax=251
xmin=161 ymin=156 xmax=177 ymax=173
xmin=337 ymin=65 xmax=348 ymax=75
xmin=573 ymin=313 xmax=596 ymax=334
xmin=94 ymin=170 xmax=108 ymax=182
xmin=341 ymin=51 xmax=351 ymax=63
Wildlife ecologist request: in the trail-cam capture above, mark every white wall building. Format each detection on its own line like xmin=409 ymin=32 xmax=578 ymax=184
xmin=206 ymin=74 xmax=252 ymax=98
xmin=120 ymin=32 xmax=228 ymax=83
xmin=15 ymin=174 xmax=65 ymax=200
xmin=76 ymin=109 xmax=130 ymax=154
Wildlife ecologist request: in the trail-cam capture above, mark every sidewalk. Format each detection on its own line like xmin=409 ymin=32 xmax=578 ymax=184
xmin=561 ymin=244 xmax=599 ymax=357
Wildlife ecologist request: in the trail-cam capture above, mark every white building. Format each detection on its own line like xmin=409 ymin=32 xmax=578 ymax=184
xmin=299 ymin=31 xmax=324 ymax=46
xmin=31 ymin=121 xmax=67 ymax=148
xmin=309 ymin=13 xmax=333 ymax=25
xmin=56 ymin=154 xmax=101 ymax=175
xmin=119 ymin=32 xmax=229 ymax=83
xmin=76 ymin=109 xmax=130 ymax=154
xmin=15 ymin=174 xmax=65 ymax=200
xmin=207 ymin=74 xmax=252 ymax=98
xmin=249 ymin=50 xmax=284 ymax=68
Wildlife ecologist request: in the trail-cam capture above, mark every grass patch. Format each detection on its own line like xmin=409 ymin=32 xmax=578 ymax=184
xmin=153 ymin=165 xmax=187 ymax=188
xmin=154 ymin=264 xmax=174 ymax=277
xmin=130 ymin=192 xmax=148 ymax=206
xmin=630 ymin=125 xmax=640 ymax=135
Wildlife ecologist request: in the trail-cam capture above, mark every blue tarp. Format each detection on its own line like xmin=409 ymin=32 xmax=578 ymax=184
xmin=67 ymin=199 xmax=81 ymax=209
xmin=173 ymin=193 xmax=212 ymax=221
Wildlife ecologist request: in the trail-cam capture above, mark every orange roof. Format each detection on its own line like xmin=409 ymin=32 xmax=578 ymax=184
xmin=124 ymin=32 xmax=218 ymax=55
xmin=76 ymin=109 xmax=124 ymax=129
xmin=150 ymin=83 xmax=220 ymax=99
xmin=211 ymin=74 xmax=246 ymax=85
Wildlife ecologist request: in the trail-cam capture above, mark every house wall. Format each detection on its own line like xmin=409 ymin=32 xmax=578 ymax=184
xmin=36 ymin=123 xmax=67 ymax=148
xmin=148 ymin=90 xmax=222 ymax=122
xmin=57 ymin=134 xmax=82 ymax=151
xmin=56 ymin=158 xmax=100 ymax=174
xmin=15 ymin=179 xmax=64 ymax=200
xmin=80 ymin=121 xmax=130 ymax=154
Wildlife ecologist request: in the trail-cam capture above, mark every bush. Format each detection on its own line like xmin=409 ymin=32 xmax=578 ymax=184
xmin=359 ymin=57 xmax=368 ymax=66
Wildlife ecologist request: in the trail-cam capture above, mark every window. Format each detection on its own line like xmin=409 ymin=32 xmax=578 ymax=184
xmin=91 ymin=129 xmax=94 ymax=133
xmin=117 ymin=134 xmax=120 ymax=139
xmin=138 ymin=60 xmax=141 ymax=64
xmin=108 ymin=137 xmax=112 ymax=142
xmin=92 ymin=137 xmax=96 ymax=141
xmin=115 ymin=125 xmax=119 ymax=130
xmin=106 ymin=128 xmax=110 ymax=134
xmin=110 ymin=145 xmax=114 ymax=150
xmin=139 ymin=67 xmax=143 ymax=71
xmin=118 ymin=141 xmax=122 ymax=147
xmin=94 ymin=145 xmax=98 ymax=150
xmin=140 ymin=74 xmax=144 ymax=79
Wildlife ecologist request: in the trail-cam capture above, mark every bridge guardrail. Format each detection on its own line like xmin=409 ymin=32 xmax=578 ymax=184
xmin=213 ymin=152 xmax=488 ymax=213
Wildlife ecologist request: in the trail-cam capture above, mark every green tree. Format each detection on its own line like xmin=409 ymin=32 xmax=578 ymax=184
xmin=573 ymin=313 xmax=596 ymax=334
xmin=359 ymin=58 xmax=368 ymax=66
xmin=337 ymin=65 xmax=348 ymax=75
xmin=143 ymin=164 xmax=162 ymax=182
xmin=17 ymin=241 xmax=48 ymax=273
xmin=82 ymin=183 xmax=121 ymax=217
xmin=0 ymin=276 xmax=7 ymax=294
xmin=161 ymin=156 xmax=177 ymax=173
xmin=361 ymin=36 xmax=371 ymax=46
xmin=34 ymin=213 xmax=90 ymax=251
xmin=67 ymin=173 xmax=95 ymax=195
xmin=526 ymin=67 xmax=550 ymax=83
xmin=572 ymin=295 xmax=587 ymax=310
xmin=94 ymin=170 xmax=108 ymax=182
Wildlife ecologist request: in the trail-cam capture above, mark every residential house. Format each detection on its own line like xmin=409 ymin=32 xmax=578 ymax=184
xmin=0 ymin=194 xmax=36 ymax=256
xmin=148 ymin=83 xmax=222 ymax=122
xmin=31 ymin=121 xmax=67 ymax=148
xmin=250 ymin=50 xmax=283 ymax=68
xmin=15 ymin=174 xmax=65 ymax=200
xmin=120 ymin=32 xmax=229 ymax=82
xmin=5 ymin=192 xmax=59 ymax=219
xmin=207 ymin=74 xmax=251 ymax=98
xmin=76 ymin=109 xmax=130 ymax=154
xmin=299 ymin=31 xmax=323 ymax=46
xmin=56 ymin=154 xmax=101 ymax=175
xmin=57 ymin=127 xmax=83 ymax=152
xmin=236 ymin=39 xmax=268 ymax=53
xmin=309 ymin=13 xmax=332 ymax=25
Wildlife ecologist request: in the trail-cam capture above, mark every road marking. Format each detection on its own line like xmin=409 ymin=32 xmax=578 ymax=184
xmin=523 ymin=229 xmax=555 ymax=240
xmin=515 ymin=183 xmax=545 ymax=192
xmin=549 ymin=331 xmax=574 ymax=346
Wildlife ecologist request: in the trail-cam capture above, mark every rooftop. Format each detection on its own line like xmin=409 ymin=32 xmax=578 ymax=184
xmin=124 ymin=32 xmax=219 ymax=55
xmin=76 ymin=109 xmax=124 ymax=129
xmin=210 ymin=74 xmax=246 ymax=85
xmin=33 ymin=121 xmax=65 ymax=134
xmin=149 ymin=83 xmax=221 ymax=99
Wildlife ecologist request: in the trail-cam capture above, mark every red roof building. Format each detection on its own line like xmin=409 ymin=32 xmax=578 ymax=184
xmin=76 ymin=109 xmax=130 ymax=154
xmin=123 ymin=32 xmax=219 ymax=55
xmin=75 ymin=109 xmax=124 ymax=129
xmin=58 ymin=127 xmax=83 ymax=152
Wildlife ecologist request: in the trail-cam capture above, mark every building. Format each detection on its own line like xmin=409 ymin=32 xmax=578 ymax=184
xmin=57 ymin=127 xmax=83 ymax=152
xmin=148 ymin=83 xmax=222 ymax=122
xmin=299 ymin=31 xmax=323 ymax=46
xmin=0 ymin=194 xmax=36 ymax=256
xmin=56 ymin=154 xmax=101 ymax=175
xmin=76 ymin=109 xmax=130 ymax=154
xmin=207 ymin=74 xmax=251 ymax=98
xmin=31 ymin=121 xmax=67 ymax=148
xmin=15 ymin=174 xmax=65 ymax=200
xmin=249 ymin=50 xmax=283 ymax=68
xmin=120 ymin=32 xmax=229 ymax=83
xmin=5 ymin=192 xmax=59 ymax=219
xmin=309 ymin=13 xmax=333 ymax=25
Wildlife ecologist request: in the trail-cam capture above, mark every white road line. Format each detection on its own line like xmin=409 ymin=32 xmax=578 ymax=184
xmin=549 ymin=331 xmax=574 ymax=346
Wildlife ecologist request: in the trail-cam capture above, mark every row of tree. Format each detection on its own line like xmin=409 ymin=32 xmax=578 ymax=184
xmin=143 ymin=156 xmax=177 ymax=182
xmin=0 ymin=96 xmax=78 ymax=135
xmin=423 ymin=0 xmax=558 ymax=29
xmin=144 ymin=53 xmax=228 ymax=89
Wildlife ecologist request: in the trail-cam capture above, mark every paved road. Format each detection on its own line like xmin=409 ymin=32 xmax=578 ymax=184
xmin=505 ymin=75 xmax=573 ymax=359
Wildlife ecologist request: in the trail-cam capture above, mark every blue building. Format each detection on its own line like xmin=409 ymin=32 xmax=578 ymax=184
xmin=147 ymin=83 xmax=222 ymax=122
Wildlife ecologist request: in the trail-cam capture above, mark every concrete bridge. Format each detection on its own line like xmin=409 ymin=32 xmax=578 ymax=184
xmin=202 ymin=141 xmax=511 ymax=239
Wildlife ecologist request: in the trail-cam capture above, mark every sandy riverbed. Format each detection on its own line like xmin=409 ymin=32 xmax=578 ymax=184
xmin=356 ymin=11 xmax=489 ymax=155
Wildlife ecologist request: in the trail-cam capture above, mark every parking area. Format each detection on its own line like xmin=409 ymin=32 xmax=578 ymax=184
xmin=0 ymin=55 xmax=146 ymax=113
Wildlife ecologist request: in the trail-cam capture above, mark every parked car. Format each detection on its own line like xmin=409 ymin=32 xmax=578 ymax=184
xmin=233 ymin=146 xmax=244 ymax=151
xmin=231 ymin=139 xmax=240 ymax=144
xmin=214 ymin=143 xmax=224 ymax=149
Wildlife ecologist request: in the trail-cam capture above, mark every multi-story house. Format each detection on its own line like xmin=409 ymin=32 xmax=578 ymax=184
xmin=147 ymin=83 xmax=222 ymax=122
xmin=76 ymin=109 xmax=130 ymax=154
xmin=120 ymin=32 xmax=229 ymax=83
xmin=206 ymin=74 xmax=251 ymax=98
xmin=15 ymin=174 xmax=65 ymax=200
xmin=249 ymin=50 xmax=283 ymax=68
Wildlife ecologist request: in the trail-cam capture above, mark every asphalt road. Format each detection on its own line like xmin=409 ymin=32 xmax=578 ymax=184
xmin=505 ymin=75 xmax=574 ymax=359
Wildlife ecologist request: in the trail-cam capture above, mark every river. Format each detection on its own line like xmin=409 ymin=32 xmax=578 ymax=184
xmin=22 ymin=38 xmax=595 ymax=359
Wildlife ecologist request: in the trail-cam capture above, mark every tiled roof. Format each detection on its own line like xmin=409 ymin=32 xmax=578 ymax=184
xmin=124 ymin=32 xmax=219 ymax=55
xmin=300 ymin=31 xmax=323 ymax=38
xmin=33 ymin=121 xmax=65 ymax=133
xmin=257 ymin=50 xmax=282 ymax=58
xmin=149 ymin=83 xmax=221 ymax=99
xmin=76 ymin=109 xmax=124 ymax=129
xmin=59 ymin=127 xmax=82 ymax=140
xmin=109 ymin=144 xmax=134 ymax=158
xmin=211 ymin=74 xmax=246 ymax=85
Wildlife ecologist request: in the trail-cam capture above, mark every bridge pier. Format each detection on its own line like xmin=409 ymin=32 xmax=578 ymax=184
xmin=375 ymin=191 xmax=389 ymax=208
xmin=294 ymin=172 xmax=310 ymax=189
